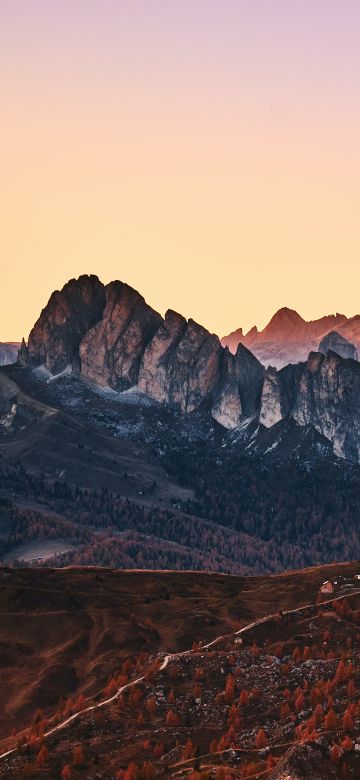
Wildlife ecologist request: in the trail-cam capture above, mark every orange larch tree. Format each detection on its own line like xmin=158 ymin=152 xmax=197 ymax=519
xmin=255 ymin=728 xmax=268 ymax=749
xmin=325 ymin=708 xmax=339 ymax=731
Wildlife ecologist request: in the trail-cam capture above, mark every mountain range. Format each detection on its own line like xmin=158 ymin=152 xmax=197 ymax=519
xmin=12 ymin=274 xmax=360 ymax=464
xmin=2 ymin=273 xmax=360 ymax=573
xmin=222 ymin=306 xmax=360 ymax=368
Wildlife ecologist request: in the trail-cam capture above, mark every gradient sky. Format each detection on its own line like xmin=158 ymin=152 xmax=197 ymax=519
xmin=1 ymin=0 xmax=360 ymax=341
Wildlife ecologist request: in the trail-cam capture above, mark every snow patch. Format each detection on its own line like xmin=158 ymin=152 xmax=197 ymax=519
xmin=47 ymin=365 xmax=73 ymax=382
xmin=264 ymin=440 xmax=279 ymax=454
xmin=93 ymin=383 xmax=157 ymax=408
xmin=33 ymin=364 xmax=73 ymax=383
xmin=33 ymin=365 xmax=52 ymax=380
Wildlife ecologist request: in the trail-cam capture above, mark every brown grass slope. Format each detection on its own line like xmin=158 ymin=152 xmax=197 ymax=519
xmin=0 ymin=561 xmax=359 ymax=744
xmin=0 ymin=366 xmax=192 ymax=503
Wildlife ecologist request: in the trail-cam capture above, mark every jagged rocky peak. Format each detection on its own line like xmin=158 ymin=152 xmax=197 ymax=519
xmin=243 ymin=325 xmax=258 ymax=344
xmin=221 ymin=308 xmax=351 ymax=369
xmin=139 ymin=311 xmax=222 ymax=413
xmin=233 ymin=344 xmax=264 ymax=417
xmin=26 ymin=275 xmax=106 ymax=373
xmin=260 ymin=307 xmax=306 ymax=342
xmin=318 ymin=330 xmax=358 ymax=361
xmin=292 ymin=350 xmax=360 ymax=461
xmin=80 ymin=281 xmax=163 ymax=391
xmin=138 ymin=310 xmax=187 ymax=403
xmin=212 ymin=344 xmax=264 ymax=429
xmin=17 ymin=338 xmax=28 ymax=367
xmin=219 ymin=326 xmax=243 ymax=354
xmin=140 ymin=322 xmax=264 ymax=424
xmin=259 ymin=362 xmax=303 ymax=429
xmin=22 ymin=274 xmax=268 ymax=424
xmin=211 ymin=348 xmax=243 ymax=429
xmin=257 ymin=350 xmax=360 ymax=462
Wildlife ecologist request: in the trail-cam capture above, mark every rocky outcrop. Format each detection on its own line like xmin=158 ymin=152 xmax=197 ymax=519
xmin=319 ymin=330 xmax=358 ymax=361
xmin=260 ymin=368 xmax=288 ymax=428
xmin=17 ymin=338 xmax=28 ymax=367
xmin=212 ymin=345 xmax=264 ymax=429
xmin=211 ymin=349 xmax=243 ymax=429
xmin=80 ymin=282 xmax=163 ymax=390
xmin=292 ymin=351 xmax=360 ymax=461
xmin=260 ymin=363 xmax=304 ymax=428
xmin=138 ymin=311 xmax=222 ymax=413
xmin=137 ymin=310 xmax=187 ymax=403
xmin=258 ymin=350 xmax=360 ymax=462
xmin=139 ymin=314 xmax=263 ymax=422
xmin=27 ymin=275 xmax=106 ymax=373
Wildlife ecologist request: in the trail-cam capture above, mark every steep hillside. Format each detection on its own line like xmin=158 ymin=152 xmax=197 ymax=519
xmin=2 ymin=363 xmax=360 ymax=576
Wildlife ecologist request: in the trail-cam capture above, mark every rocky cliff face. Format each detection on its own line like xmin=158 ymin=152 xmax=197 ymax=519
xmin=258 ymin=351 xmax=360 ymax=461
xmin=138 ymin=309 xmax=187 ymax=403
xmin=318 ymin=330 xmax=358 ymax=361
xmin=80 ymin=282 xmax=162 ymax=390
xmin=138 ymin=310 xmax=222 ymax=413
xmin=292 ymin=351 xmax=360 ymax=461
xmin=27 ymin=275 xmax=106 ymax=373
xmin=212 ymin=345 xmax=264 ymax=429
xmin=260 ymin=363 xmax=303 ymax=428
xmin=260 ymin=367 xmax=288 ymax=428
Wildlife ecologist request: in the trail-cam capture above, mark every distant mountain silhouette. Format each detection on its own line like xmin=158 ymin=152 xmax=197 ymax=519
xmin=222 ymin=308 xmax=360 ymax=368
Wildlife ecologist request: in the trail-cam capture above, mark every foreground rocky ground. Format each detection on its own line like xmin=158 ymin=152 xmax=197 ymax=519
xmin=1 ymin=566 xmax=360 ymax=777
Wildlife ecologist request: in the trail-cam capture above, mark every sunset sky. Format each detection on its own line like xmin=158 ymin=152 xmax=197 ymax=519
xmin=1 ymin=1 xmax=360 ymax=341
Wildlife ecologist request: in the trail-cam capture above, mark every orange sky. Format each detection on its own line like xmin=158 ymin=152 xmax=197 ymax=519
xmin=1 ymin=2 xmax=360 ymax=341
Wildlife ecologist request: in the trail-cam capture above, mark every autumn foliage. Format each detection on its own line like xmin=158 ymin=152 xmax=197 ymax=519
xmin=255 ymin=728 xmax=268 ymax=749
